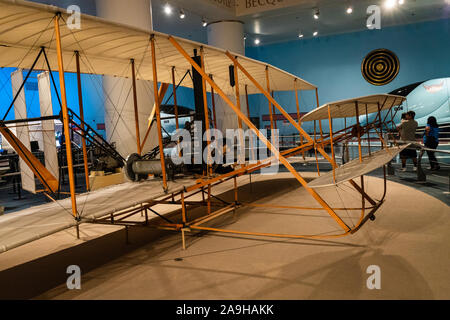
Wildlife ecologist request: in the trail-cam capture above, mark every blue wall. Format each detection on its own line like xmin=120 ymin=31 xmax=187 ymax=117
xmin=246 ymin=18 xmax=450 ymax=134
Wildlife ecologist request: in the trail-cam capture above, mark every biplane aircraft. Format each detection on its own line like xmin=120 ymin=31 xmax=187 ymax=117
xmin=0 ymin=0 xmax=408 ymax=253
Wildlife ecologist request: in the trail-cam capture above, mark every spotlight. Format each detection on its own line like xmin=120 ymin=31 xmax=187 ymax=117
xmin=179 ymin=10 xmax=185 ymax=19
xmin=384 ymin=0 xmax=396 ymax=9
xmin=254 ymin=38 xmax=260 ymax=45
xmin=313 ymin=31 xmax=318 ymax=37
xmin=164 ymin=3 xmax=172 ymax=15
xmin=202 ymin=19 xmax=207 ymax=27
xmin=346 ymin=7 xmax=353 ymax=14
xmin=313 ymin=8 xmax=320 ymax=20
xmin=298 ymin=33 xmax=304 ymax=38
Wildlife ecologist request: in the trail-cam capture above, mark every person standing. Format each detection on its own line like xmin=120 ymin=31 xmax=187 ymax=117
xmin=423 ymin=116 xmax=440 ymax=171
xmin=397 ymin=111 xmax=418 ymax=171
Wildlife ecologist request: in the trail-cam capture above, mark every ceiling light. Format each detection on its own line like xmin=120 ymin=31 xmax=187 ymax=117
xmin=398 ymin=0 xmax=405 ymax=4
xmin=298 ymin=33 xmax=304 ymax=38
xmin=346 ymin=7 xmax=353 ymax=14
xmin=179 ymin=10 xmax=185 ymax=19
xmin=313 ymin=9 xmax=320 ymax=20
xmin=384 ymin=0 xmax=396 ymax=9
xmin=202 ymin=19 xmax=207 ymax=27
xmin=254 ymin=38 xmax=260 ymax=45
xmin=164 ymin=4 xmax=172 ymax=15
xmin=313 ymin=31 xmax=318 ymax=37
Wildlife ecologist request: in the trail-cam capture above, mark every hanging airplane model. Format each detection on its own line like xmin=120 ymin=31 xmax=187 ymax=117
xmin=0 ymin=0 xmax=408 ymax=253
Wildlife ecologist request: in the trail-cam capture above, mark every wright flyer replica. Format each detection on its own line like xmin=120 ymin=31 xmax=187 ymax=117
xmin=0 ymin=0 xmax=408 ymax=252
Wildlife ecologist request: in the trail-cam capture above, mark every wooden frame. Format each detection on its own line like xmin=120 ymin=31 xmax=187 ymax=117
xmin=0 ymin=12 xmax=401 ymax=251
xmin=73 ymin=35 xmax=394 ymax=247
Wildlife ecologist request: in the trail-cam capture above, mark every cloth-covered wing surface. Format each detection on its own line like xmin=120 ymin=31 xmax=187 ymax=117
xmin=0 ymin=0 xmax=315 ymax=95
xmin=308 ymin=145 xmax=409 ymax=188
xmin=301 ymin=94 xmax=406 ymax=122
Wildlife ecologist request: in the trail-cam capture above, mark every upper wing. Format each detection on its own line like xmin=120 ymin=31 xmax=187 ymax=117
xmin=301 ymin=94 xmax=406 ymax=122
xmin=0 ymin=0 xmax=316 ymax=95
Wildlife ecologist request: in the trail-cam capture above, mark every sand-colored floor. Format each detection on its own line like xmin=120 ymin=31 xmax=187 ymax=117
xmin=17 ymin=171 xmax=447 ymax=300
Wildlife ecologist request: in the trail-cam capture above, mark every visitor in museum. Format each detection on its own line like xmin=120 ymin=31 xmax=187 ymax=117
xmin=398 ymin=111 xmax=418 ymax=172
xmin=423 ymin=116 xmax=440 ymax=171
xmin=401 ymin=112 xmax=408 ymax=123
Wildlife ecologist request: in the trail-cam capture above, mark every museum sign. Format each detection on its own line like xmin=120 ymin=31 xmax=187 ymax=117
xmin=236 ymin=0 xmax=302 ymax=16
xmin=207 ymin=0 xmax=236 ymax=11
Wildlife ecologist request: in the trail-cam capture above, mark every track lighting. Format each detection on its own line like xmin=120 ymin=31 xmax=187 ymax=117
xmin=384 ymin=0 xmax=396 ymax=9
xmin=313 ymin=8 xmax=320 ymax=20
xmin=384 ymin=0 xmax=405 ymax=9
xmin=164 ymin=3 xmax=172 ymax=15
xmin=202 ymin=19 xmax=207 ymax=27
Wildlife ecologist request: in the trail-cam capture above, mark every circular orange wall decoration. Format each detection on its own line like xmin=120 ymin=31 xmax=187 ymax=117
xmin=362 ymin=49 xmax=400 ymax=86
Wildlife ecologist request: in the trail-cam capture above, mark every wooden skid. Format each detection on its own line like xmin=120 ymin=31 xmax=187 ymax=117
xmin=0 ymin=125 xmax=58 ymax=193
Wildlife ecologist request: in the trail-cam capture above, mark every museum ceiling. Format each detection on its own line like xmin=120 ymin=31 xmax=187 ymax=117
xmin=152 ymin=0 xmax=449 ymax=44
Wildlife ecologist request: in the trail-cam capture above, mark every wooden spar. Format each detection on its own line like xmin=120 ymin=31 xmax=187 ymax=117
xmin=171 ymin=67 xmax=179 ymax=130
xmin=245 ymin=84 xmax=256 ymax=161
xmin=207 ymin=183 xmax=211 ymax=215
xmin=366 ymin=104 xmax=371 ymax=156
xmin=314 ymin=120 xmax=320 ymax=175
xmin=168 ymin=36 xmax=350 ymax=232
xmin=294 ymin=80 xmax=305 ymax=159
xmin=242 ymin=202 xmax=372 ymax=211
xmin=328 ymin=106 xmax=336 ymax=182
xmin=265 ymin=66 xmax=274 ymax=130
xmin=382 ymin=96 xmax=398 ymax=124
xmin=181 ymin=192 xmax=186 ymax=224
xmin=55 ymin=14 xmax=77 ymax=218
xmin=0 ymin=125 xmax=58 ymax=192
xmin=233 ymin=176 xmax=238 ymax=204
xmin=190 ymin=225 xmax=350 ymax=240
xmin=131 ymin=59 xmax=141 ymax=155
xmin=200 ymin=47 xmax=211 ymax=175
xmin=271 ymin=91 xmax=277 ymax=130
xmin=150 ymin=35 xmax=167 ymax=191
xmin=140 ymin=83 xmax=169 ymax=151
xmin=316 ymin=88 xmax=324 ymax=141
xmin=233 ymin=57 xmax=245 ymax=164
xmin=75 ymin=51 xmax=90 ymax=191
xmin=360 ymin=175 xmax=366 ymax=222
xmin=245 ymin=85 xmax=251 ymax=124
xmin=172 ymin=67 xmax=181 ymax=157
xmin=377 ymin=102 xmax=386 ymax=149
xmin=294 ymin=83 xmax=301 ymax=125
xmin=355 ymin=101 xmax=362 ymax=163
xmin=210 ymin=75 xmax=217 ymax=129
xmin=233 ymin=61 xmax=243 ymax=131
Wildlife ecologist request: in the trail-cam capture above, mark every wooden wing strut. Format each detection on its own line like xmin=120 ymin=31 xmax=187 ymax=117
xmin=0 ymin=125 xmax=58 ymax=193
